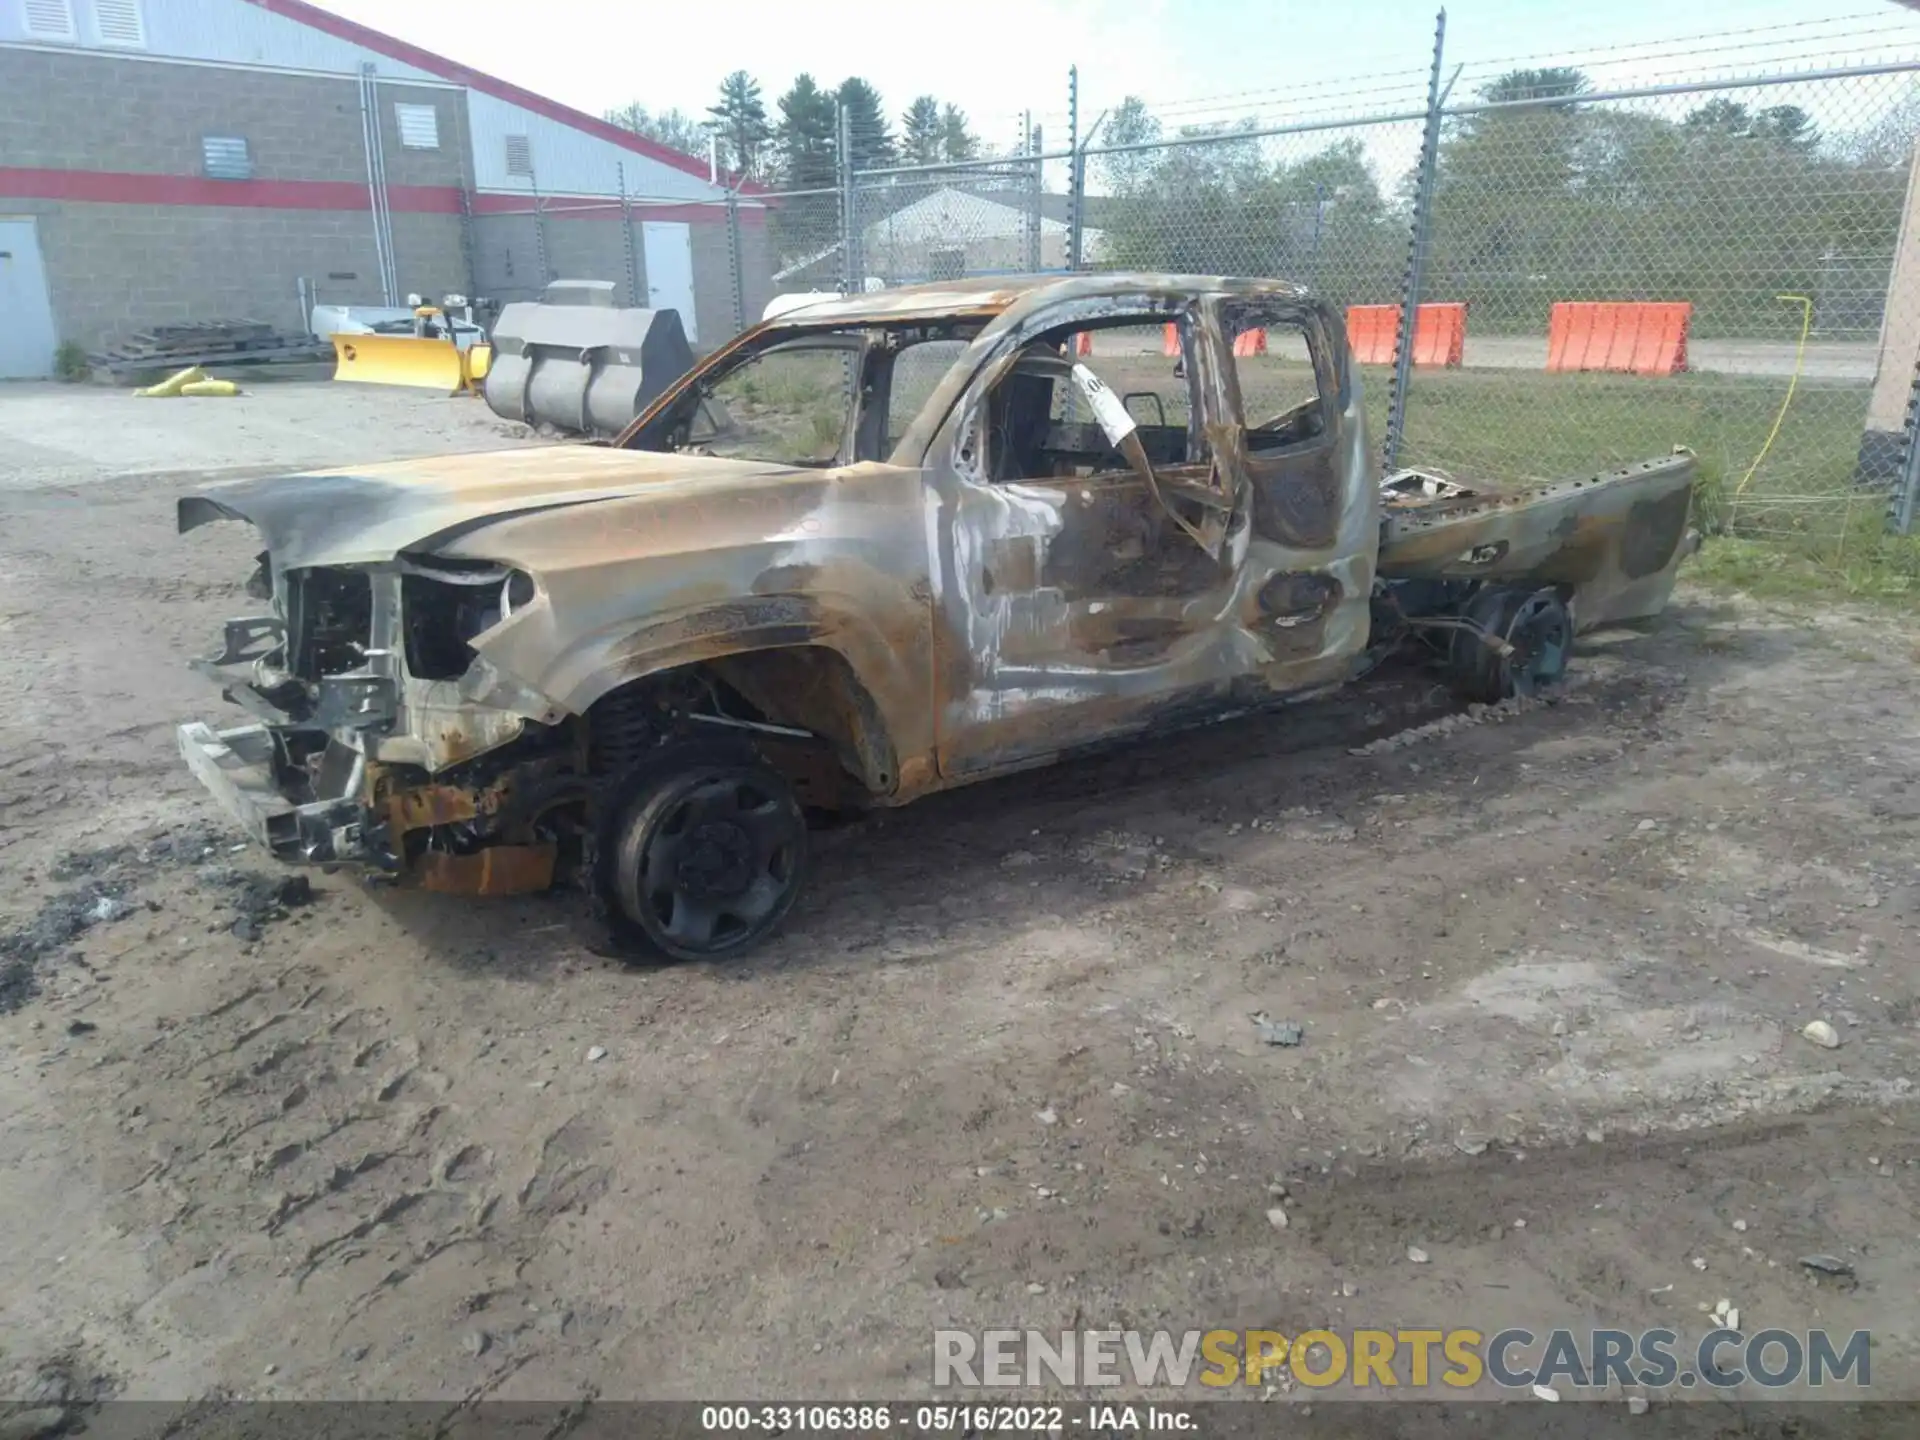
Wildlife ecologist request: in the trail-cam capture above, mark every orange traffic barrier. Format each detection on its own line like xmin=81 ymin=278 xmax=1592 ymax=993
xmin=1143 ymin=325 xmax=1269 ymax=359
xmin=1345 ymin=303 xmax=1466 ymax=367
xmin=1546 ymin=301 xmax=1691 ymax=375
xmin=1345 ymin=305 xmax=1400 ymax=365
xmin=1411 ymin=302 xmax=1466 ymax=367
xmin=1156 ymin=323 xmax=1266 ymax=357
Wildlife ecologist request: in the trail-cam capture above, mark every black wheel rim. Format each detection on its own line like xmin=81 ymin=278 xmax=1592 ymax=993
xmin=633 ymin=773 xmax=801 ymax=953
xmin=1503 ymin=592 xmax=1571 ymax=695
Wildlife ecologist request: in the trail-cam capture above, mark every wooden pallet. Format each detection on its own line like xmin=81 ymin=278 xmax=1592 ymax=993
xmin=92 ymin=319 xmax=298 ymax=366
xmin=94 ymin=342 xmax=331 ymax=383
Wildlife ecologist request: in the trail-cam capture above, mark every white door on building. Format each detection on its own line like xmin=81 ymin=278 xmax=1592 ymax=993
xmin=641 ymin=220 xmax=697 ymax=343
xmin=0 ymin=219 xmax=59 ymax=379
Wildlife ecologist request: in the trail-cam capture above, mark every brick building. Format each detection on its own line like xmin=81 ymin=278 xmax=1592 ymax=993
xmin=0 ymin=0 xmax=773 ymax=377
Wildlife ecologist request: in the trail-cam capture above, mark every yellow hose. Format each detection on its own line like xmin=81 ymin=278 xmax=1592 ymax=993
xmin=132 ymin=365 xmax=207 ymax=398
xmin=1732 ymin=294 xmax=1813 ymax=499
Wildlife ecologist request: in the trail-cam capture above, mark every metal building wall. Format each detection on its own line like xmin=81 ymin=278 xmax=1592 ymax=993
xmin=464 ymin=91 xmax=721 ymax=202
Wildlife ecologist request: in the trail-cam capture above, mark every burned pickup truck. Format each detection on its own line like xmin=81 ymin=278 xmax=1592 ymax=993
xmin=177 ymin=274 xmax=1697 ymax=960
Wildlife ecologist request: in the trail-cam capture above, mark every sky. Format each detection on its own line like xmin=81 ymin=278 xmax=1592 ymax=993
xmin=313 ymin=0 xmax=1920 ymax=157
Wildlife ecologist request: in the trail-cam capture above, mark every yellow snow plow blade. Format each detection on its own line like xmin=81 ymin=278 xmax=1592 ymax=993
xmin=331 ymin=333 xmax=467 ymax=393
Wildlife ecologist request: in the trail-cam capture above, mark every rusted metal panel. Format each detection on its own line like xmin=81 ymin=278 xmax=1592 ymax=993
xmin=417 ymin=843 xmax=556 ymax=896
xmin=389 ymin=782 xmax=480 ymax=831
xmin=1377 ymin=453 xmax=1698 ymax=628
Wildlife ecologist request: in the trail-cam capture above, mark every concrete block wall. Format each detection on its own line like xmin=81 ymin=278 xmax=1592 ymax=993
xmin=0 ymin=48 xmax=466 ymax=188
xmin=687 ymin=217 xmax=739 ymax=347
xmin=11 ymin=197 xmax=378 ymax=342
xmin=19 ymin=202 xmax=468 ymax=351
xmin=735 ymin=217 xmax=776 ymax=328
xmin=538 ymin=214 xmax=637 ymax=305
xmin=384 ymin=211 xmax=472 ymax=310
xmin=468 ymin=213 xmax=547 ymax=307
xmin=0 ymin=45 xmax=775 ymax=357
xmin=0 ymin=47 xmax=469 ymax=349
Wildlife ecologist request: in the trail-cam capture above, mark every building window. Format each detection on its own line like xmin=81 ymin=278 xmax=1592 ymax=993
xmin=504 ymin=134 xmax=533 ymax=178
xmin=21 ymin=0 xmax=76 ymax=40
xmin=394 ymin=102 xmax=439 ymax=150
xmin=202 ymin=135 xmax=253 ymax=181
xmin=92 ymin=0 xmax=144 ymax=46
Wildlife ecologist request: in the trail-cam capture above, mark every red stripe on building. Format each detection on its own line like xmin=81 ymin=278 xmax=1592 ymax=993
xmin=0 ymin=167 xmax=462 ymax=212
xmin=240 ymin=0 xmax=764 ymax=195
xmin=0 ymin=168 xmax=772 ymax=224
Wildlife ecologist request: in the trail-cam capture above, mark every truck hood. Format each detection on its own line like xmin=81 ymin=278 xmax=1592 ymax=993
xmin=177 ymin=445 xmax=809 ymax=570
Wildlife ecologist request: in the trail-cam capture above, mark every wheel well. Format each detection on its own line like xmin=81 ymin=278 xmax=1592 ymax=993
xmin=582 ymin=646 xmax=896 ymax=808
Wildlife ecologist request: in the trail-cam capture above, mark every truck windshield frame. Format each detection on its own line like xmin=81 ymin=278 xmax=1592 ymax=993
xmin=620 ymin=319 xmax=986 ymax=466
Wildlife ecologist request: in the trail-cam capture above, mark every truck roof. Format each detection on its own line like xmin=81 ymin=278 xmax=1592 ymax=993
xmin=768 ymin=272 xmax=1316 ymax=329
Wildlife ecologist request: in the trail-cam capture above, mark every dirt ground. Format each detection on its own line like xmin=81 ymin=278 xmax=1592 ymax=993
xmin=0 ymin=382 xmax=1916 ymax=1420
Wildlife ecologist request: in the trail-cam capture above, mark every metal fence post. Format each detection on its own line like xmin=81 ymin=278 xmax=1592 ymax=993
xmin=1028 ymin=117 xmax=1044 ymax=274
xmin=837 ymin=104 xmax=859 ymax=294
xmin=1067 ymin=67 xmax=1083 ymax=271
xmin=456 ymin=184 xmax=477 ymax=303
xmin=725 ymin=189 xmax=745 ymax=335
xmin=1384 ymin=7 xmax=1447 ymax=473
xmin=531 ymin=182 xmax=551 ymax=290
xmin=616 ymin=162 xmax=640 ymax=308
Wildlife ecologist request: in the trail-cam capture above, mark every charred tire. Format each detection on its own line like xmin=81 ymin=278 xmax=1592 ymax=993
xmin=1449 ymin=586 xmax=1572 ymax=704
xmin=591 ymin=739 xmax=807 ymax=963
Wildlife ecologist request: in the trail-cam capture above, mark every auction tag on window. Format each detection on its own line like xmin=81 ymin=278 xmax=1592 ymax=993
xmin=1071 ymin=362 xmax=1139 ymax=447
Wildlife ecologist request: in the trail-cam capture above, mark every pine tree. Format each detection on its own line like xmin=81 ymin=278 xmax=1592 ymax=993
xmin=708 ymin=70 xmax=771 ymax=180
xmin=776 ymin=73 xmax=839 ymax=189
xmin=939 ymin=104 xmax=979 ymax=163
xmin=901 ymin=96 xmax=943 ymax=167
xmin=769 ymin=73 xmax=841 ymax=271
xmin=835 ymin=77 xmax=894 ymax=171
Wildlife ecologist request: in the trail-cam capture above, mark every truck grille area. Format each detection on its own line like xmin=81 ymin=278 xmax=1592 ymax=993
xmin=286 ymin=568 xmax=373 ymax=680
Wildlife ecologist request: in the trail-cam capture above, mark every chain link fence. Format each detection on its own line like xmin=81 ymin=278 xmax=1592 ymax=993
xmin=744 ymin=45 xmax=1920 ymax=556
xmin=1400 ymin=66 xmax=1920 ymax=562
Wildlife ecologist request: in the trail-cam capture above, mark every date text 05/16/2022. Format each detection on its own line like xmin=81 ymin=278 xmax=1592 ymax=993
xmin=698 ymin=1404 xmax=1197 ymax=1432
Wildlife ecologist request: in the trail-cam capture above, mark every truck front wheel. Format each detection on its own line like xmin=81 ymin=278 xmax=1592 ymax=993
xmin=593 ymin=740 xmax=808 ymax=961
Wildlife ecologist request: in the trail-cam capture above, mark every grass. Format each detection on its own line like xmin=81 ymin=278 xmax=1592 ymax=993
xmin=53 ymin=340 xmax=90 ymax=383
xmin=1270 ymin=357 xmax=1920 ymax=602
xmin=1682 ymin=532 xmax=1920 ymax=607
xmin=727 ymin=353 xmax=847 ymax=412
xmin=714 ymin=352 xmax=852 ymax=464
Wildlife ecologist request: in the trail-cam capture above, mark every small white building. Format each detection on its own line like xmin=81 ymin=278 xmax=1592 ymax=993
xmin=776 ymin=186 xmax=1107 ymax=288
